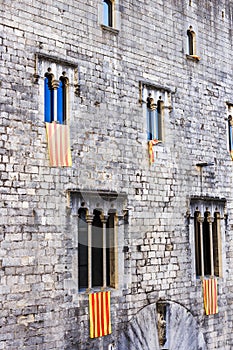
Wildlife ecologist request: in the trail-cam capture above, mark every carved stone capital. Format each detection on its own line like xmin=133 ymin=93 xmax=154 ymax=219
xmin=51 ymin=79 xmax=60 ymax=90
xmin=86 ymin=214 xmax=94 ymax=224
xmin=207 ymin=216 xmax=214 ymax=224
xmin=100 ymin=214 xmax=108 ymax=224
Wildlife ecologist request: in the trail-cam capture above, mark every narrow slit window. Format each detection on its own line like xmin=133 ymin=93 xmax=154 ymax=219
xmin=103 ymin=0 xmax=113 ymax=27
xmin=228 ymin=115 xmax=233 ymax=157
xmin=187 ymin=26 xmax=196 ymax=56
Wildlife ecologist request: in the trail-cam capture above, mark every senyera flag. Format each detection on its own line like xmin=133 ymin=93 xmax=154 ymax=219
xmin=46 ymin=122 xmax=72 ymax=167
xmin=89 ymin=291 xmax=111 ymax=338
xmin=202 ymin=278 xmax=218 ymax=315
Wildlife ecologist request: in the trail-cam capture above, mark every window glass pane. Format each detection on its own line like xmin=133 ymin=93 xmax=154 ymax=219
xmin=194 ymin=212 xmax=201 ymax=276
xmin=57 ymin=80 xmax=64 ymax=124
xmin=187 ymin=30 xmax=194 ymax=55
xmin=147 ymin=109 xmax=154 ymax=140
xmin=44 ymin=77 xmax=52 ymax=122
xmin=203 ymin=213 xmax=211 ymax=276
xmin=103 ymin=0 xmax=112 ymax=27
xmin=157 ymin=101 xmax=163 ymax=141
xmin=107 ymin=212 xmax=115 ymax=287
xmin=92 ymin=210 xmax=103 ymax=287
xmin=228 ymin=118 xmax=233 ymax=152
xmin=213 ymin=213 xmax=219 ymax=277
xmin=78 ymin=208 xmax=88 ymax=289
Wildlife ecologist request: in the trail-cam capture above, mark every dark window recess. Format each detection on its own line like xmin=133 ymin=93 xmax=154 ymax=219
xmin=194 ymin=211 xmax=220 ymax=277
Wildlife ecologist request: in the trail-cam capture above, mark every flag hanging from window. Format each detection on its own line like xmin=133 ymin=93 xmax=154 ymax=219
xmin=89 ymin=291 xmax=111 ymax=338
xmin=148 ymin=139 xmax=161 ymax=164
xmin=46 ymin=122 xmax=72 ymax=167
xmin=202 ymin=278 xmax=218 ymax=315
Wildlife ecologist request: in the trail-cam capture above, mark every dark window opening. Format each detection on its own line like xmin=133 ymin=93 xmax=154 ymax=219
xmin=228 ymin=115 xmax=233 ymax=154
xmin=78 ymin=208 xmax=88 ymax=289
xmin=203 ymin=212 xmax=211 ymax=276
xmin=78 ymin=208 xmax=116 ymax=290
xmin=187 ymin=27 xmax=195 ymax=55
xmin=92 ymin=209 xmax=103 ymax=287
xmin=194 ymin=211 xmax=201 ymax=276
xmin=194 ymin=210 xmax=220 ymax=278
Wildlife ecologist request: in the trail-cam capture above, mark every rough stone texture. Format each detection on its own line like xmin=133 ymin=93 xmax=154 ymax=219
xmin=1 ymin=0 xmax=233 ymax=349
xmin=118 ymin=302 xmax=207 ymax=350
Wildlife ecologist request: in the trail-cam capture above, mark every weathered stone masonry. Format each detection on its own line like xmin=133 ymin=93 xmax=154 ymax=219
xmin=1 ymin=0 xmax=233 ymax=349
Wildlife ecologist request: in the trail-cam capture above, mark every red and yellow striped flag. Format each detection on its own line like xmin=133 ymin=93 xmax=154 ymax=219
xmin=89 ymin=291 xmax=111 ymax=338
xmin=230 ymin=150 xmax=233 ymax=160
xmin=148 ymin=139 xmax=161 ymax=164
xmin=46 ymin=122 xmax=72 ymax=167
xmin=202 ymin=278 xmax=218 ymax=315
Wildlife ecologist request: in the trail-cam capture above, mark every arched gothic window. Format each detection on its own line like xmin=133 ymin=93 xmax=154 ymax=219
xmin=44 ymin=68 xmax=68 ymax=124
xmin=187 ymin=26 xmax=196 ymax=56
xmin=78 ymin=207 xmax=117 ymax=290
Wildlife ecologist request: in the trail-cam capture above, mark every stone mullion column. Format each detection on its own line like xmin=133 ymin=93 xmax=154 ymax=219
xmin=198 ymin=216 xmax=204 ymax=277
xmin=113 ymin=213 xmax=120 ymax=288
xmin=101 ymin=215 xmax=108 ymax=289
xmin=207 ymin=216 xmax=214 ymax=277
xmin=51 ymin=80 xmax=60 ymax=122
xmin=86 ymin=214 xmax=94 ymax=291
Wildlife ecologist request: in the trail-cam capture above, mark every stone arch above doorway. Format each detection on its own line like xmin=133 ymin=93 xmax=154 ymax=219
xmin=117 ymin=300 xmax=207 ymax=350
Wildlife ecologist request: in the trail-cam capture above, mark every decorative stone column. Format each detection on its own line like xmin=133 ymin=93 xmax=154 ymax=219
xmin=86 ymin=214 xmax=94 ymax=291
xmin=207 ymin=216 xmax=214 ymax=277
xmin=197 ymin=215 xmax=204 ymax=277
xmin=51 ymin=79 xmax=60 ymax=122
xmin=101 ymin=214 xmax=108 ymax=289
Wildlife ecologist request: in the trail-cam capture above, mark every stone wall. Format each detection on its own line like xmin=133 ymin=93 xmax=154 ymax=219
xmin=1 ymin=0 xmax=233 ymax=349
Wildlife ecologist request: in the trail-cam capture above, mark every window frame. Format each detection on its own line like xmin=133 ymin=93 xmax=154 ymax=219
xmin=77 ymin=207 xmax=117 ymax=290
xmin=36 ymin=55 xmax=78 ymax=125
xmin=68 ymin=190 xmax=127 ymax=293
xmin=186 ymin=25 xmax=200 ymax=61
xmin=140 ymin=81 xmax=172 ymax=145
xmin=146 ymin=94 xmax=164 ymax=141
xmin=187 ymin=26 xmax=196 ymax=56
xmin=44 ymin=68 xmax=69 ymax=124
xmin=189 ymin=198 xmax=226 ymax=281
xmin=103 ymin=0 xmax=113 ymax=27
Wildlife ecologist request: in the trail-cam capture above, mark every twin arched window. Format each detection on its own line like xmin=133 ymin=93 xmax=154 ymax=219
xmin=44 ymin=68 xmax=69 ymax=124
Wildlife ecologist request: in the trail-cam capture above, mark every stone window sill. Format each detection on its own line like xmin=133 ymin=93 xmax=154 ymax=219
xmin=186 ymin=54 xmax=201 ymax=62
xmin=101 ymin=24 xmax=119 ymax=35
